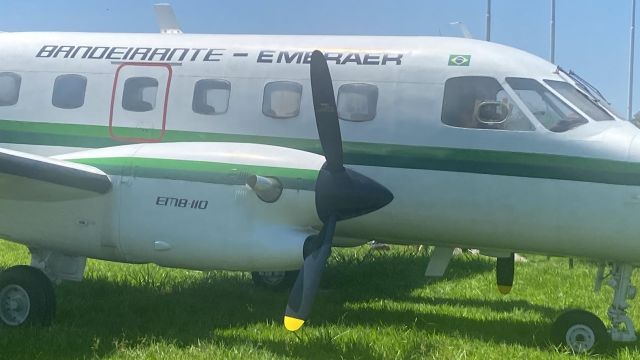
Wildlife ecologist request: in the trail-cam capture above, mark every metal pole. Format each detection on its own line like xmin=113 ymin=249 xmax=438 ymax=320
xmin=486 ymin=0 xmax=492 ymax=41
xmin=629 ymin=0 xmax=636 ymax=120
xmin=550 ymin=0 xmax=556 ymax=63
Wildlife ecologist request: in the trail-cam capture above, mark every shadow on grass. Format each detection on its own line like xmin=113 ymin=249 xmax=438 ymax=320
xmin=211 ymin=330 xmax=393 ymax=360
xmin=0 ymin=249 xmax=611 ymax=359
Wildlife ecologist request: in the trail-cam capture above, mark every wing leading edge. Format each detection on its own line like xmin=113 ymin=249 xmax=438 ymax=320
xmin=0 ymin=148 xmax=111 ymax=201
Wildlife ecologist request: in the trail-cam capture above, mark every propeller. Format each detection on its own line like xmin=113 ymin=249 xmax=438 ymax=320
xmin=496 ymin=253 xmax=515 ymax=295
xmin=283 ymin=50 xmax=394 ymax=332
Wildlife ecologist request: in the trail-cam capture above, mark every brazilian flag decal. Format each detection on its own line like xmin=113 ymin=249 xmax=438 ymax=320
xmin=448 ymin=54 xmax=471 ymax=66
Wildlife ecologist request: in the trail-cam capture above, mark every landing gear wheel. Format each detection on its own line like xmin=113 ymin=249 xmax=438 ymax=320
xmin=551 ymin=309 xmax=610 ymax=354
xmin=0 ymin=265 xmax=55 ymax=327
xmin=251 ymin=270 xmax=298 ymax=291
xmin=32 ymin=267 xmax=56 ymax=324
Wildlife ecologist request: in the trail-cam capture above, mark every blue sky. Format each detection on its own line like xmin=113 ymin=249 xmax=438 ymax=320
xmin=1 ymin=0 xmax=636 ymax=117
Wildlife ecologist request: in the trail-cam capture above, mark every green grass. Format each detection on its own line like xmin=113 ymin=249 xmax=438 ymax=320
xmin=0 ymin=240 xmax=639 ymax=359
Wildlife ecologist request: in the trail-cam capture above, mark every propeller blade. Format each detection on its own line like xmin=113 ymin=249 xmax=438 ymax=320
xmin=310 ymin=50 xmax=343 ymax=172
xmin=281 ymin=49 xmax=395 ymax=332
xmin=284 ymin=215 xmax=337 ymax=331
xmin=496 ymin=253 xmax=515 ymax=295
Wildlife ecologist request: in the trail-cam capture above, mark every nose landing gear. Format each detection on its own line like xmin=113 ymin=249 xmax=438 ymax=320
xmin=551 ymin=262 xmax=637 ymax=353
xmin=605 ymin=264 xmax=637 ymax=343
xmin=551 ymin=309 xmax=609 ymax=353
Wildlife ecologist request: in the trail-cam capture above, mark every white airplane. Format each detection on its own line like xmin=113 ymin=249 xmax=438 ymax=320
xmin=0 ymin=8 xmax=637 ymax=354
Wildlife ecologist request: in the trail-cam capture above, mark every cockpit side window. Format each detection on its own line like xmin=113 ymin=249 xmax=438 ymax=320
xmin=506 ymin=77 xmax=588 ymax=133
xmin=544 ymin=80 xmax=614 ymax=121
xmin=441 ymin=76 xmax=533 ymax=131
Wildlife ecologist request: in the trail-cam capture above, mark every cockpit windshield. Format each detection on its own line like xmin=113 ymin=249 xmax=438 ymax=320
xmin=506 ymin=77 xmax=588 ymax=133
xmin=559 ymin=68 xmax=624 ymax=119
xmin=544 ymin=80 xmax=614 ymax=121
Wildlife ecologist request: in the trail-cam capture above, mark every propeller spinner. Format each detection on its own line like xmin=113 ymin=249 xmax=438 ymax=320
xmin=283 ymin=50 xmax=394 ymax=332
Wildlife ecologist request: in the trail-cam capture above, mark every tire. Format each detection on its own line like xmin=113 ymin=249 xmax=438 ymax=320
xmin=0 ymin=265 xmax=56 ymax=327
xmin=31 ymin=267 xmax=56 ymax=324
xmin=251 ymin=270 xmax=299 ymax=291
xmin=550 ymin=309 xmax=610 ymax=354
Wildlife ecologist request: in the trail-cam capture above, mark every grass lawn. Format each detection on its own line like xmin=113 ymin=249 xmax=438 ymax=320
xmin=0 ymin=239 xmax=639 ymax=359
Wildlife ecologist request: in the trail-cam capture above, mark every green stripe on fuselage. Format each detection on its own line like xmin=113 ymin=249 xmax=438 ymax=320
xmin=71 ymin=157 xmax=319 ymax=190
xmin=3 ymin=119 xmax=640 ymax=186
xmin=0 ymin=119 xmax=322 ymax=150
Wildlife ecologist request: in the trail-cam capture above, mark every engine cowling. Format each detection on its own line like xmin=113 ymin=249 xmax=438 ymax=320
xmin=58 ymin=142 xmax=325 ymax=271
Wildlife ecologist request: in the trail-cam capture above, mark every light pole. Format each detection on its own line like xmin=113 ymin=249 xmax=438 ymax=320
xmin=486 ymin=0 xmax=492 ymax=41
xmin=629 ymin=0 xmax=636 ymax=120
xmin=550 ymin=0 xmax=556 ymax=63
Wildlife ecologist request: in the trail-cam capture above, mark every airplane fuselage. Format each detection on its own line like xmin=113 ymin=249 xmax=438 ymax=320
xmin=0 ymin=32 xmax=639 ymax=269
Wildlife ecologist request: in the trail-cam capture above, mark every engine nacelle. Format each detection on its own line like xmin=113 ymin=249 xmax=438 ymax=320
xmin=101 ymin=142 xmax=323 ymax=271
xmin=0 ymin=142 xmax=325 ymax=273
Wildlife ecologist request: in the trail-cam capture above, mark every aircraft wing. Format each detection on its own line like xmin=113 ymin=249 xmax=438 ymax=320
xmin=0 ymin=147 xmax=112 ymax=201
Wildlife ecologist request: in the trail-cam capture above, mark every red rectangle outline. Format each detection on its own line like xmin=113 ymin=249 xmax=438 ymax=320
xmin=109 ymin=62 xmax=173 ymax=143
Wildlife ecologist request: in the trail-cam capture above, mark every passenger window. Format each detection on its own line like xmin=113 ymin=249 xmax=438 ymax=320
xmin=337 ymin=83 xmax=378 ymax=121
xmin=122 ymin=77 xmax=158 ymax=112
xmin=0 ymin=72 xmax=21 ymax=106
xmin=262 ymin=81 xmax=302 ymax=119
xmin=52 ymin=74 xmax=87 ymax=109
xmin=442 ymin=76 xmax=534 ymax=131
xmin=192 ymin=79 xmax=231 ymax=115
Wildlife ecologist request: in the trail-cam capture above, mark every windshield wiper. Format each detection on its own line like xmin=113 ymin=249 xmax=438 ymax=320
xmin=557 ymin=66 xmax=625 ymax=118
xmin=557 ymin=66 xmax=609 ymax=105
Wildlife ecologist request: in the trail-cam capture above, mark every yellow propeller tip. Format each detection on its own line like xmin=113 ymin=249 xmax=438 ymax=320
xmin=284 ymin=316 xmax=305 ymax=331
xmin=498 ymin=285 xmax=512 ymax=295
